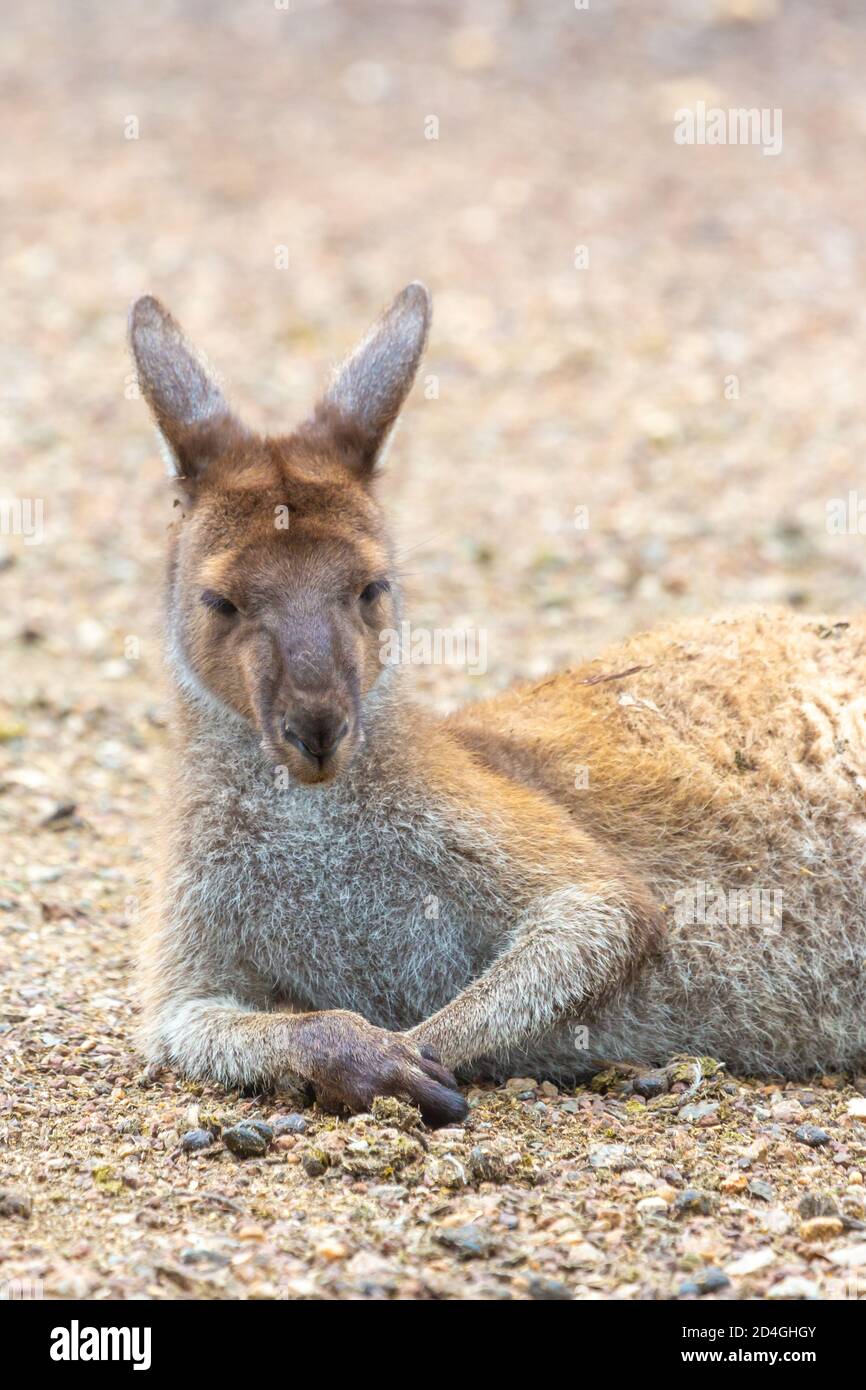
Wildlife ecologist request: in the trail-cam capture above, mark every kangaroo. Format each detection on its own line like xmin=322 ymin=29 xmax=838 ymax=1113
xmin=130 ymin=283 xmax=866 ymax=1126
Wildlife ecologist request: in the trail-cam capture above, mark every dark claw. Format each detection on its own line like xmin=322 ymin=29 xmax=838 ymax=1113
xmin=401 ymin=1070 xmax=468 ymax=1127
xmin=420 ymin=1054 xmax=461 ymax=1092
xmin=422 ymin=1082 xmax=469 ymax=1128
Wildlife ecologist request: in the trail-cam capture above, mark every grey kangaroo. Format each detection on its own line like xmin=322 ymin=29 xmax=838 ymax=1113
xmin=130 ymin=284 xmax=866 ymax=1125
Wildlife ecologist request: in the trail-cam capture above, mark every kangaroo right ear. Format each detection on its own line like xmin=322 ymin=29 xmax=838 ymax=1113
xmin=128 ymin=296 xmax=249 ymax=484
xmin=306 ymin=282 xmax=431 ymax=477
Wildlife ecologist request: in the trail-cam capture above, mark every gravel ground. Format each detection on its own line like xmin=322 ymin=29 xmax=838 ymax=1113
xmin=4 ymin=0 xmax=866 ymax=1301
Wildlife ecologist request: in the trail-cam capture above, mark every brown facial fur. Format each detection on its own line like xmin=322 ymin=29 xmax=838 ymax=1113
xmin=171 ymin=430 xmax=396 ymax=785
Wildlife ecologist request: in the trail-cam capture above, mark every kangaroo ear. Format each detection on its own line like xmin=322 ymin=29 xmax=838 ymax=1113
xmin=308 ymin=282 xmax=431 ymax=475
xmin=128 ymin=296 xmax=249 ymax=484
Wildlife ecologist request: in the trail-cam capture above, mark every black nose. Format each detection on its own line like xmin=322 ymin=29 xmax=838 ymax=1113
xmin=282 ymin=713 xmax=350 ymax=764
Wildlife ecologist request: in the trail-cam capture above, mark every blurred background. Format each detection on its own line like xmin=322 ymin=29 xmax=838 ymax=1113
xmin=4 ymin=0 xmax=866 ymax=1300
xmin=5 ymin=0 xmax=866 ymax=721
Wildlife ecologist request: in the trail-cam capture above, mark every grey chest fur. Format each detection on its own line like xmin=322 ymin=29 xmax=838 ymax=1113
xmin=179 ymin=751 xmax=510 ymax=1029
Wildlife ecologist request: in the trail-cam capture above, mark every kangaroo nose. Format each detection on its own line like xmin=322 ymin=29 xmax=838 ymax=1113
xmin=282 ymin=713 xmax=349 ymax=763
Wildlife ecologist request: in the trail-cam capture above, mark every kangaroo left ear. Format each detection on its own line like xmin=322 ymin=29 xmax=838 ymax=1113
xmin=307 ymin=282 xmax=431 ymax=476
xmin=129 ymin=295 xmax=250 ymax=486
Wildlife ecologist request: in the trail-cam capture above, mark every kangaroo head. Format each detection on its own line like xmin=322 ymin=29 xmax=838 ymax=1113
xmin=129 ymin=284 xmax=430 ymax=786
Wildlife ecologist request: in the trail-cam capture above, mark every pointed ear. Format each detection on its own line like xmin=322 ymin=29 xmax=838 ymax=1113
xmin=308 ymin=282 xmax=431 ymax=475
xmin=128 ymin=296 xmax=249 ymax=483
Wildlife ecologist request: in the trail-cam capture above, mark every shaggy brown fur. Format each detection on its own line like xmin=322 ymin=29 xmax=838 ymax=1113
xmin=129 ymin=286 xmax=866 ymax=1125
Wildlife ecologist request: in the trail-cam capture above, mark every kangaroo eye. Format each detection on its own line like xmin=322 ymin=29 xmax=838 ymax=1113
xmin=359 ymin=579 xmax=390 ymax=604
xmin=201 ymin=590 xmax=238 ymax=616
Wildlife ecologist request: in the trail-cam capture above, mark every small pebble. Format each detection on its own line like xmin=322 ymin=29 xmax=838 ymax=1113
xmin=41 ymin=801 xmax=77 ymax=827
xmin=794 ymin=1124 xmax=830 ymax=1148
xmin=770 ymin=1099 xmax=805 ymax=1124
xmin=315 ymin=1240 xmax=347 ymax=1261
xmin=245 ymin=1119 xmax=274 ymax=1142
xmin=679 ymin=1100 xmax=720 ymax=1125
xmin=223 ymin=1123 xmax=271 ymax=1158
xmin=636 ymin=1195 xmax=668 ymax=1215
xmin=0 ymin=1190 xmax=32 ymax=1219
xmin=799 ymin=1216 xmax=844 ymax=1241
xmin=181 ymin=1248 xmax=230 ymax=1267
xmin=725 ymin=1248 xmax=775 ymax=1277
xmin=768 ymin=1276 xmax=819 ymax=1300
xmin=181 ymin=1129 xmax=214 ymax=1154
xmin=527 ymin=1276 xmax=571 ymax=1300
xmin=468 ymin=1146 xmax=507 ymax=1184
xmin=721 ymin=1173 xmax=748 ymax=1194
xmin=745 ymin=1138 xmax=770 ymax=1163
xmin=841 ymin=1193 xmax=866 ymax=1222
xmin=434 ymin=1223 xmax=494 ymax=1259
xmin=758 ymin=1208 xmax=793 ymax=1236
xmin=672 ymin=1188 xmax=718 ymax=1218
xmin=826 ymin=1242 xmax=866 ymax=1266
xmin=679 ymin=1266 xmax=730 ymax=1296
xmin=747 ymin=1178 xmax=774 ymax=1202
xmin=798 ymin=1192 xmax=838 ymax=1219
xmin=272 ymin=1113 xmax=307 ymax=1137
xmin=588 ymin=1143 xmax=630 ymax=1171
